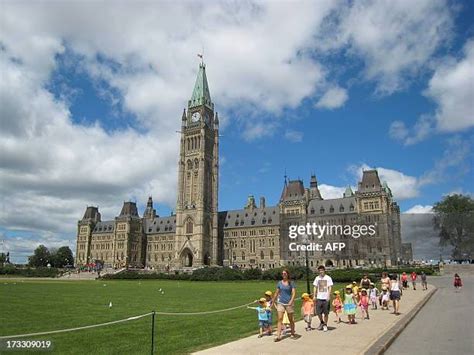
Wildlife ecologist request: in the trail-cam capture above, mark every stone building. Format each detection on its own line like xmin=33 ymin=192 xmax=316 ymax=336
xmin=75 ymin=62 xmax=402 ymax=270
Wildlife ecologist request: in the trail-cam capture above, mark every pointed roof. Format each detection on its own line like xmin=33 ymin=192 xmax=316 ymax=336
xmin=188 ymin=63 xmax=213 ymax=109
xmin=344 ymin=186 xmax=354 ymax=198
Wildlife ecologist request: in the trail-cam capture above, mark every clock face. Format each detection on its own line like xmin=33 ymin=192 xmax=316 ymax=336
xmin=191 ymin=112 xmax=201 ymax=122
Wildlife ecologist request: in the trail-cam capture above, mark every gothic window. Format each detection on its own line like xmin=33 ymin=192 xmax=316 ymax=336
xmin=260 ymin=250 xmax=264 ymax=259
xmin=186 ymin=220 xmax=193 ymax=234
xmin=241 ymin=251 xmax=245 ymax=260
xmin=268 ymin=218 xmax=272 ymax=223
xmin=270 ymin=250 xmax=274 ymax=259
xmin=251 ymin=218 xmax=255 ymax=225
xmin=329 ymin=206 xmax=334 ymax=213
xmin=310 ymin=208 xmax=315 ymax=214
xmin=320 ymin=207 xmax=325 ymax=214
xmin=340 ymin=205 xmax=344 ymax=212
xmin=262 ymin=218 xmax=267 ymax=224
xmin=187 ymin=160 xmax=193 ymax=170
xmin=194 ymin=158 xmax=199 ymax=169
xmin=235 ymin=219 xmax=239 ymax=226
xmin=350 ymin=204 xmax=354 ymax=211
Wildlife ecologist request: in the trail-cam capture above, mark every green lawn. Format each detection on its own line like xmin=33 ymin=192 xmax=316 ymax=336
xmin=0 ymin=279 xmax=346 ymax=354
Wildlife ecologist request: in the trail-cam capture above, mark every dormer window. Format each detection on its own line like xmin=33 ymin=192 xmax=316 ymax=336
xmin=329 ymin=206 xmax=334 ymax=213
xmin=320 ymin=207 xmax=325 ymax=214
xmin=251 ymin=219 xmax=256 ymax=225
xmin=310 ymin=208 xmax=315 ymax=214
xmin=340 ymin=205 xmax=344 ymax=212
xmin=350 ymin=204 xmax=355 ymax=211
xmin=262 ymin=218 xmax=267 ymax=224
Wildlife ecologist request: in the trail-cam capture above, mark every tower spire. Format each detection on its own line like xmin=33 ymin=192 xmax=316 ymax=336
xmin=188 ymin=61 xmax=213 ymax=109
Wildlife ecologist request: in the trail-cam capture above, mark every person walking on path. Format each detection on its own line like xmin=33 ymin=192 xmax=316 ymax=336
xmin=401 ymin=272 xmax=408 ymax=289
xmin=343 ymin=285 xmax=357 ymax=324
xmin=390 ymin=274 xmax=401 ymax=315
xmin=454 ymin=273 xmax=463 ymax=290
xmin=411 ymin=271 xmax=417 ymax=290
xmin=313 ymin=265 xmax=333 ymax=332
xmin=360 ymin=274 xmax=371 ymax=289
xmin=272 ymin=269 xmax=297 ymax=342
xmin=247 ymin=298 xmax=271 ymax=338
xmin=420 ymin=272 xmax=428 ymax=291
xmin=380 ymin=272 xmax=391 ymax=307
xmin=332 ymin=291 xmax=343 ymax=323
xmin=301 ymin=293 xmax=315 ymax=331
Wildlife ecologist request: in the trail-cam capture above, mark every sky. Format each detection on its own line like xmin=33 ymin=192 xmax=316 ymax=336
xmin=1 ymin=0 xmax=473 ymax=263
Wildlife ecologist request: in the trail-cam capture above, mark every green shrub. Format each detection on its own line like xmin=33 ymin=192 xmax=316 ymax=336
xmin=0 ymin=266 xmax=60 ymax=277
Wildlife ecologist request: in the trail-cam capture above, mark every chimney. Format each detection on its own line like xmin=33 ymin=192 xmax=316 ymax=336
xmin=260 ymin=196 xmax=266 ymax=209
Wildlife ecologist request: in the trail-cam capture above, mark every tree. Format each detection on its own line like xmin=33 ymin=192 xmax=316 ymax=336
xmin=0 ymin=253 xmax=6 ymax=267
xmin=28 ymin=245 xmax=51 ymax=267
xmin=433 ymin=194 xmax=474 ymax=260
xmin=50 ymin=246 xmax=74 ymax=268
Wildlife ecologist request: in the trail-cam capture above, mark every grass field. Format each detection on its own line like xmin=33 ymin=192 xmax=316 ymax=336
xmin=0 ymin=279 xmax=345 ymax=354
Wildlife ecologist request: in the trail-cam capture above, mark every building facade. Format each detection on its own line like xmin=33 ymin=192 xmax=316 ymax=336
xmin=75 ymin=63 xmax=404 ymax=270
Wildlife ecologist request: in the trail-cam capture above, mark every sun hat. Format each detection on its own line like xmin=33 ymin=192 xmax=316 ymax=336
xmin=346 ymin=284 xmax=353 ymax=289
xmin=264 ymin=291 xmax=273 ymax=297
xmin=301 ymin=292 xmax=310 ymax=299
xmin=334 ymin=290 xmax=340 ymax=295
xmin=259 ymin=297 xmax=267 ymax=303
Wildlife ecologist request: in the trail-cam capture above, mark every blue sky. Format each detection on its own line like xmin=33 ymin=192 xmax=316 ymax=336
xmin=1 ymin=0 xmax=473 ymax=262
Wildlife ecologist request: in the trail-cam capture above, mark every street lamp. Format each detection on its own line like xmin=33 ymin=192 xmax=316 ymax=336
xmin=301 ymin=233 xmax=311 ymax=294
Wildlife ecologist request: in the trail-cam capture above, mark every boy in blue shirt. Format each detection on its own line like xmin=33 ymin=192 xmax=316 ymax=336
xmin=247 ymin=298 xmax=271 ymax=337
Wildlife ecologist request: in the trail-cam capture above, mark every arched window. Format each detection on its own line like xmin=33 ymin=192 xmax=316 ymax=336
xmin=186 ymin=220 xmax=193 ymax=234
xmin=241 ymin=251 xmax=245 ymax=260
xmin=329 ymin=206 xmax=334 ymax=213
xmin=187 ymin=160 xmax=193 ymax=170
xmin=194 ymin=158 xmax=199 ymax=169
xmin=340 ymin=204 xmax=344 ymax=212
xmin=260 ymin=250 xmax=264 ymax=259
xmin=320 ymin=207 xmax=325 ymax=214
xmin=270 ymin=250 xmax=274 ymax=259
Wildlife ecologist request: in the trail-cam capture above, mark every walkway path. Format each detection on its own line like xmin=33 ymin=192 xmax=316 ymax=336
xmin=195 ymin=284 xmax=435 ymax=355
xmin=386 ymin=273 xmax=474 ymax=355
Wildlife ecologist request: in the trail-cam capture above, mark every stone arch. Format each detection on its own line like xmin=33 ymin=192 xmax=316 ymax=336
xmin=180 ymin=248 xmax=193 ymax=267
xmin=325 ymin=259 xmax=334 ymax=267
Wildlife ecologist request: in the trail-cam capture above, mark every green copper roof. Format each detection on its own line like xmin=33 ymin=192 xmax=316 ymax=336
xmin=344 ymin=186 xmax=354 ymax=198
xmin=383 ymin=181 xmax=393 ymax=197
xmin=188 ymin=63 xmax=213 ymax=109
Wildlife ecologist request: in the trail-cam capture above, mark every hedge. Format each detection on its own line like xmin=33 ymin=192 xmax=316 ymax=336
xmin=0 ymin=265 xmax=61 ymax=277
xmin=101 ymin=265 xmax=437 ymax=282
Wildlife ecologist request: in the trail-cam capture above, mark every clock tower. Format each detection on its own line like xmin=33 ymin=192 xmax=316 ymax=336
xmin=175 ymin=62 xmax=219 ymax=268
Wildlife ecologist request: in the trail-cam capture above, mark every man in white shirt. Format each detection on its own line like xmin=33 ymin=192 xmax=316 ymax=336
xmin=313 ymin=265 xmax=333 ymax=332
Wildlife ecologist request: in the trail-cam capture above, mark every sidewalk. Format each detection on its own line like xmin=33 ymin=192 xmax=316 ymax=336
xmin=195 ymin=284 xmax=436 ymax=355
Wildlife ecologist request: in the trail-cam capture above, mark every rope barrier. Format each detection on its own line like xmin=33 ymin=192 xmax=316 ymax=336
xmin=153 ymin=300 xmax=256 ymax=316
xmin=0 ymin=300 xmax=256 ymax=339
xmin=0 ymin=312 xmax=153 ymax=339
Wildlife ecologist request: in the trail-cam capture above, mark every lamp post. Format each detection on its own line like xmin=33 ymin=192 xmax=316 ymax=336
xmin=301 ymin=233 xmax=311 ymax=294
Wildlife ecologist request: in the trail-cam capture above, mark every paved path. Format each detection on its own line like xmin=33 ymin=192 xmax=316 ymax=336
xmin=195 ymin=284 xmax=435 ymax=355
xmin=386 ymin=274 xmax=474 ymax=355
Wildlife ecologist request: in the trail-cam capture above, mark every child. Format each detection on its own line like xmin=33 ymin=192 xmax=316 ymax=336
xmin=352 ymin=281 xmax=360 ymax=302
xmin=369 ymin=283 xmax=379 ymax=310
xmin=454 ymin=274 xmax=463 ymax=290
xmin=247 ymin=298 xmax=271 ymax=338
xmin=301 ymin=293 xmax=315 ymax=331
xmin=264 ymin=291 xmax=273 ymax=334
xmin=332 ymin=290 xmax=343 ymax=323
xmin=282 ymin=310 xmax=291 ymax=334
xmin=359 ymin=288 xmax=370 ymax=320
xmin=343 ymin=285 xmax=357 ymax=324
xmin=381 ymin=286 xmax=390 ymax=310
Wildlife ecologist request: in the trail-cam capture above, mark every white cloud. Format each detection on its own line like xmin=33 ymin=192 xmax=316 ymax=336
xmin=315 ymin=87 xmax=348 ymax=109
xmin=318 ymin=0 xmax=453 ymax=94
xmin=350 ymin=164 xmax=420 ymax=199
xmin=425 ymin=39 xmax=474 ymax=132
xmin=390 ymin=38 xmax=474 ymax=144
xmin=318 ymin=184 xmax=347 ymax=199
xmin=0 ymin=0 xmax=460 ymax=261
xmin=284 ymin=129 xmax=303 ymax=142
xmin=404 ymin=205 xmax=433 ymax=214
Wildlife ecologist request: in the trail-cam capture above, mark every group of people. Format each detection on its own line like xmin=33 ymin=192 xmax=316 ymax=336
xmin=248 ymin=266 xmax=421 ymax=342
xmin=400 ymin=271 xmax=428 ymax=291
